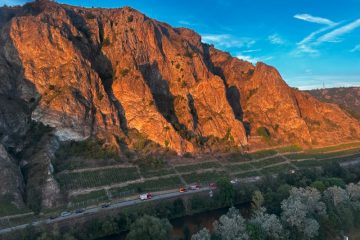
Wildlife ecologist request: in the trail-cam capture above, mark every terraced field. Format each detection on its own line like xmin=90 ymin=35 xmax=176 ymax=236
xmin=56 ymin=167 xmax=140 ymax=190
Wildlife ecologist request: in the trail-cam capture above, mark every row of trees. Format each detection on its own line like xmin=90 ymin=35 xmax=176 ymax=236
xmin=192 ymin=181 xmax=360 ymax=240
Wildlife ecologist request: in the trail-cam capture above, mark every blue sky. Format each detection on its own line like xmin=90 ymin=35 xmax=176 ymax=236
xmin=2 ymin=0 xmax=360 ymax=89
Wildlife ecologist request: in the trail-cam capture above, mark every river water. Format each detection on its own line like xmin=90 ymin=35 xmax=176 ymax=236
xmin=101 ymin=203 xmax=251 ymax=239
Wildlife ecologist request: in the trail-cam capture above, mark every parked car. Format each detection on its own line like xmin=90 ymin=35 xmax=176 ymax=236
xmin=140 ymin=193 xmax=152 ymax=200
xmin=209 ymin=183 xmax=217 ymax=189
xmin=101 ymin=203 xmax=111 ymax=208
xmin=75 ymin=208 xmax=85 ymax=214
xmin=189 ymin=184 xmax=201 ymax=190
xmin=179 ymin=187 xmax=187 ymax=193
xmin=60 ymin=211 xmax=71 ymax=217
xmin=49 ymin=215 xmax=58 ymax=220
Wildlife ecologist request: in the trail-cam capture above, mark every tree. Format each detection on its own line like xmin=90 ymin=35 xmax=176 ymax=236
xmin=191 ymin=228 xmax=211 ymax=240
xmin=323 ymin=186 xmax=349 ymax=207
xmin=126 ymin=215 xmax=172 ymax=240
xmin=216 ymin=177 xmax=235 ymax=206
xmin=251 ymin=190 xmax=264 ymax=210
xmin=249 ymin=207 xmax=285 ymax=240
xmin=213 ymin=207 xmax=249 ymax=240
xmin=281 ymin=187 xmax=326 ymax=239
xmin=346 ymin=182 xmax=360 ymax=210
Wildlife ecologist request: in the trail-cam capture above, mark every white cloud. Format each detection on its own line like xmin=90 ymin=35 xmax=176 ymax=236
xmin=242 ymin=49 xmax=261 ymax=53
xmin=1 ymin=0 xmax=28 ymax=6
xmin=201 ymin=34 xmax=255 ymax=49
xmin=317 ymin=19 xmax=360 ymax=43
xmin=178 ymin=20 xmax=193 ymax=26
xmin=268 ymin=34 xmax=285 ymax=45
xmin=236 ymin=54 xmax=273 ymax=64
xmin=294 ymin=14 xmax=335 ymax=26
xmin=350 ymin=44 xmax=360 ymax=52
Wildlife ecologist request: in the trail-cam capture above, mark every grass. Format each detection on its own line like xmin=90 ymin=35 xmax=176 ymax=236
xmin=175 ymin=161 xmax=221 ymax=173
xmin=140 ymin=168 xmax=176 ymax=178
xmin=304 ymin=142 xmax=360 ymax=154
xmin=56 ymin=167 xmax=140 ymax=191
xmin=233 ymin=170 xmax=261 ymax=178
xmin=110 ymin=176 xmax=183 ymax=198
xmin=248 ymin=149 xmax=277 ymax=159
xmin=225 ymin=163 xmax=255 ymax=173
xmin=275 ymin=145 xmax=302 ymax=153
xmin=293 ymin=159 xmax=327 ymax=168
xmin=182 ymin=171 xmax=228 ymax=184
xmin=68 ymin=190 xmax=109 ymax=206
xmin=0 ymin=202 xmax=28 ymax=217
xmin=251 ymin=156 xmax=286 ymax=169
xmin=286 ymin=148 xmax=360 ymax=160
xmin=260 ymin=163 xmax=295 ymax=174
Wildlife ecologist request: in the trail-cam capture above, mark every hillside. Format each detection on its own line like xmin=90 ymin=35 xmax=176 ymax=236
xmin=0 ymin=0 xmax=359 ymax=212
xmin=307 ymin=87 xmax=360 ymax=121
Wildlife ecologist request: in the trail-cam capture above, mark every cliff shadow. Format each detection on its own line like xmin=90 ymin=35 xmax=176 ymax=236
xmin=202 ymin=44 xmax=244 ymax=122
xmin=64 ymin=9 xmax=128 ymax=133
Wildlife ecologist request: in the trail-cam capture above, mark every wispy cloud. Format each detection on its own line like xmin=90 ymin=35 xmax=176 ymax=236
xmin=201 ymin=34 xmax=255 ymax=49
xmin=242 ymin=49 xmax=261 ymax=53
xmin=236 ymin=54 xmax=273 ymax=64
xmin=2 ymin=0 xmax=29 ymax=5
xmin=350 ymin=44 xmax=360 ymax=52
xmin=294 ymin=14 xmax=335 ymax=26
xmin=268 ymin=34 xmax=285 ymax=45
xmin=317 ymin=19 xmax=360 ymax=43
xmin=178 ymin=20 xmax=194 ymax=26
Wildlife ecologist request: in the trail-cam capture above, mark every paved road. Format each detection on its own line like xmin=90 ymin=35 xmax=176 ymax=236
xmin=0 ymin=187 xmax=211 ymax=235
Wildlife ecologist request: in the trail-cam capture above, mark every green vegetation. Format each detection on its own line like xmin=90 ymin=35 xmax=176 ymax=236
xmin=57 ymin=167 xmax=140 ymax=190
xmin=55 ymin=139 xmax=120 ymax=171
xmin=248 ymin=149 xmax=277 ymax=159
xmin=257 ymin=126 xmax=271 ymax=141
xmin=225 ymin=162 xmax=255 ymax=173
xmin=0 ymin=194 xmax=28 ymax=216
xmin=120 ymin=68 xmax=130 ymax=77
xmin=305 ymin=142 xmax=360 ymax=154
xmin=251 ymin=156 xmax=286 ymax=168
xmin=260 ymin=163 xmax=295 ymax=174
xmin=233 ymin=170 xmax=260 ymax=178
xmin=110 ymin=176 xmax=182 ymax=198
xmin=182 ymin=171 xmax=228 ymax=184
xmin=127 ymin=215 xmax=172 ymax=240
xmin=68 ymin=190 xmax=109 ymax=206
xmin=127 ymin=15 xmax=134 ymax=22
xmin=174 ymin=161 xmax=221 ymax=173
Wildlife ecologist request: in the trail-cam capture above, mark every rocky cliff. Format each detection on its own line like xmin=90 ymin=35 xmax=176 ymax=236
xmin=0 ymin=0 xmax=359 ymax=211
xmin=307 ymin=87 xmax=360 ymax=121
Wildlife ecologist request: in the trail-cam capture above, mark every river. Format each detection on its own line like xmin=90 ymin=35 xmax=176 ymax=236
xmin=100 ymin=203 xmax=251 ymax=239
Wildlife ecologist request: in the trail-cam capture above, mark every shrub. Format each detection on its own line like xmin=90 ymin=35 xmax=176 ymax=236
xmin=127 ymin=15 xmax=134 ymax=22
xmin=120 ymin=68 xmax=130 ymax=77
xmin=257 ymin=127 xmax=270 ymax=141
xmin=102 ymin=38 xmax=111 ymax=47
xmin=85 ymin=12 xmax=96 ymax=19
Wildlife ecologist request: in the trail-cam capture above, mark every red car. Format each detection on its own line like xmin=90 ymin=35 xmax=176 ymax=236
xmin=209 ymin=183 xmax=217 ymax=189
xmin=179 ymin=187 xmax=187 ymax=193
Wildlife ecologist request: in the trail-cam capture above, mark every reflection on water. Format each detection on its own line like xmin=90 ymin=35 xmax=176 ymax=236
xmin=100 ymin=203 xmax=250 ymax=240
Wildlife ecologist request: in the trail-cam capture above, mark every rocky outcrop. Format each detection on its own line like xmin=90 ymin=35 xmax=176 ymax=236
xmin=0 ymin=0 xmax=359 ymax=157
xmin=307 ymin=87 xmax=360 ymax=121
xmin=209 ymin=49 xmax=360 ymax=146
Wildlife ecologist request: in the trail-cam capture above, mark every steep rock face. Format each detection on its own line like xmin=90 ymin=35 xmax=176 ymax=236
xmin=0 ymin=144 xmax=25 ymax=210
xmin=209 ymin=48 xmax=360 ymax=145
xmin=0 ymin=0 xmax=358 ymax=155
xmin=307 ymin=87 xmax=360 ymax=121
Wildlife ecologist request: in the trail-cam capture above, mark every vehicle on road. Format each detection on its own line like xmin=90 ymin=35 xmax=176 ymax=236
xmin=49 ymin=215 xmax=58 ymax=220
xmin=140 ymin=193 xmax=152 ymax=200
xmin=101 ymin=203 xmax=111 ymax=208
xmin=189 ymin=184 xmax=201 ymax=190
xmin=209 ymin=190 xmax=213 ymax=198
xmin=75 ymin=208 xmax=85 ymax=214
xmin=60 ymin=211 xmax=71 ymax=217
xmin=179 ymin=187 xmax=187 ymax=193
xmin=209 ymin=182 xmax=217 ymax=189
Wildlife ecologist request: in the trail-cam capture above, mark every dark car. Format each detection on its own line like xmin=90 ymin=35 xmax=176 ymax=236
xmin=101 ymin=203 xmax=111 ymax=208
xmin=75 ymin=208 xmax=85 ymax=214
xmin=49 ymin=215 xmax=58 ymax=220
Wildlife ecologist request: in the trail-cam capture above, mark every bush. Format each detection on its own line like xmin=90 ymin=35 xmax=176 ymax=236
xmin=127 ymin=15 xmax=134 ymax=22
xmin=120 ymin=68 xmax=130 ymax=77
xmin=257 ymin=127 xmax=270 ymax=141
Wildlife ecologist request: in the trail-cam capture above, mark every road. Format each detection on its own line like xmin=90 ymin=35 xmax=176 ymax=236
xmin=0 ymin=187 xmax=211 ymax=235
